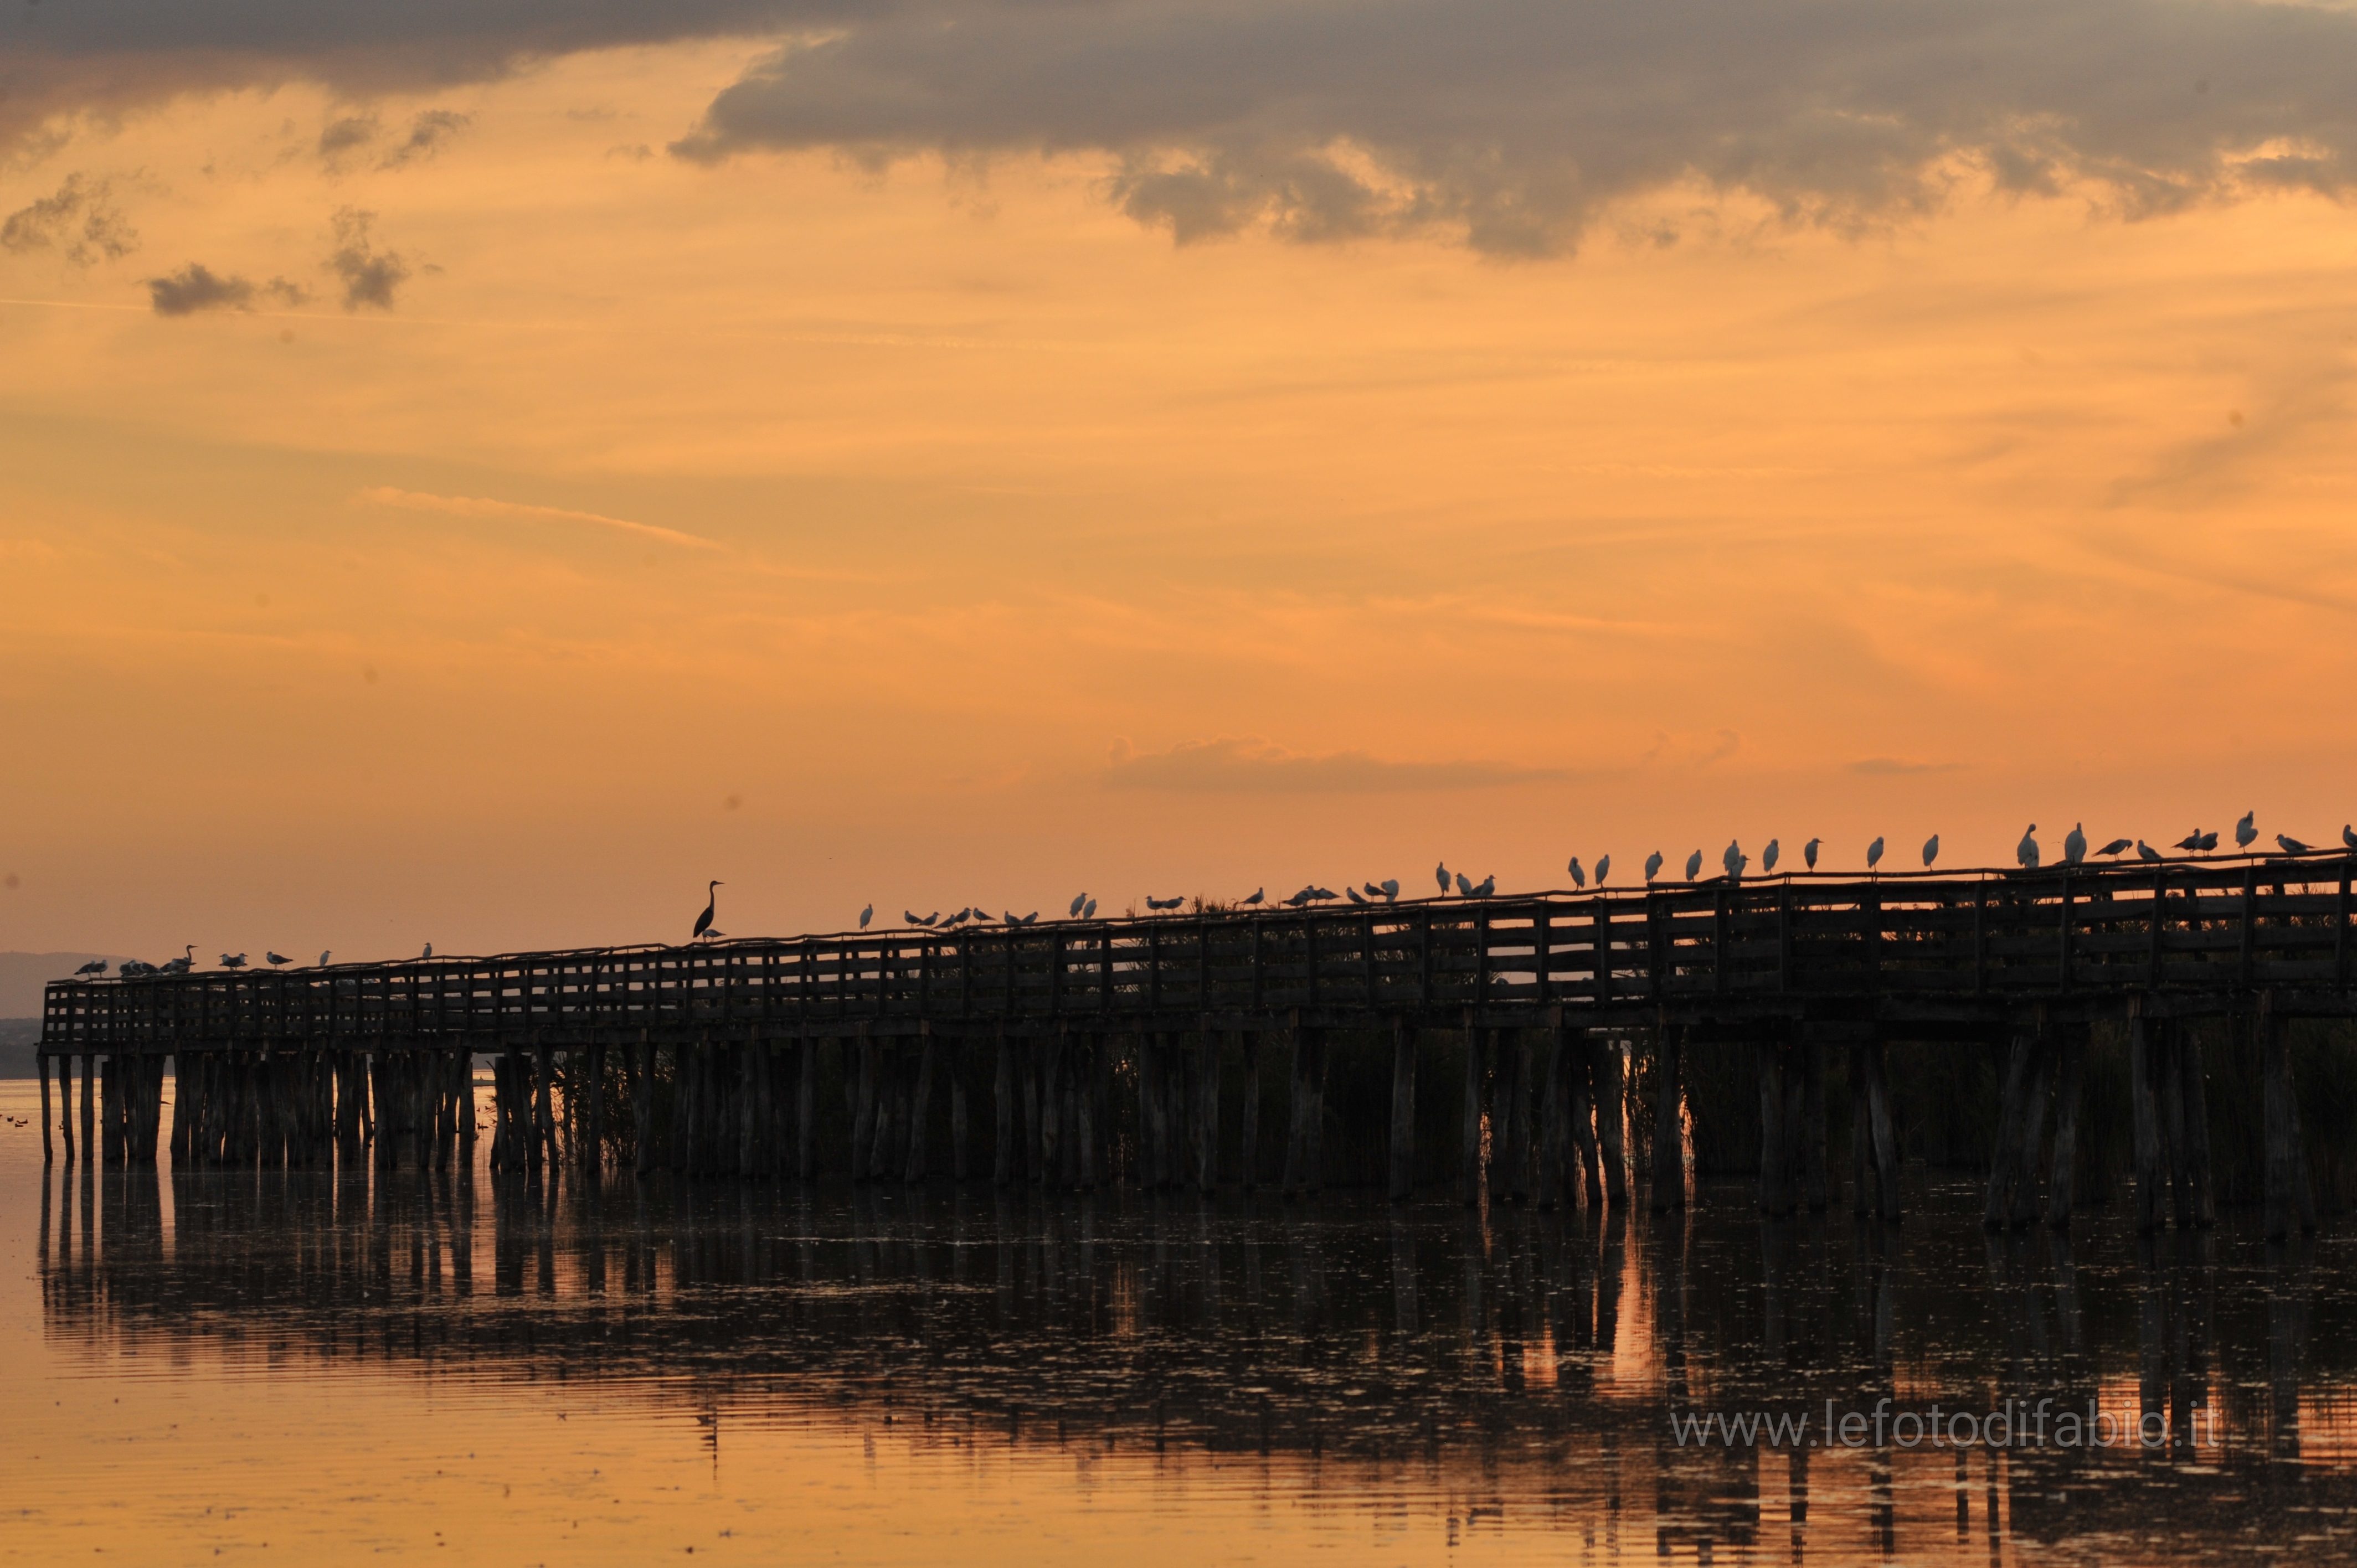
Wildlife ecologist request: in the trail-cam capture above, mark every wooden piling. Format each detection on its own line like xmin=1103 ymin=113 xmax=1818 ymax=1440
xmin=1499 ymin=1029 xmax=1532 ymax=1204
xmin=2179 ymin=1019 xmax=2215 ymax=1227
xmin=2260 ymin=992 xmax=2317 ymax=1237
xmin=1848 ymin=1044 xmax=1872 ymax=1215
xmin=2045 ymin=1022 xmax=2085 ymax=1228
xmin=1863 ymin=1034 xmax=1901 ymax=1221
xmin=853 ymin=1029 xmax=878 ymax=1184
xmin=1459 ymin=1024 xmax=1488 ymax=1206
xmin=2159 ymin=1018 xmax=2193 ymax=1230
xmin=533 ymin=1041 xmax=555 ymax=1175
xmin=1195 ymin=1029 xmax=1219 ymax=1195
xmin=1755 ymin=1032 xmax=1788 ymax=1216
xmin=1567 ymin=1033 xmax=1602 ymax=1210
xmin=992 ymin=1027 xmax=1015 ymax=1188
xmin=1645 ymin=1025 xmax=1677 ymax=1210
xmin=2006 ymin=1024 xmax=2050 ymax=1228
xmin=905 ymin=1031 xmax=936 ymax=1183
xmin=1387 ymin=1017 xmax=1418 ymax=1203
xmin=55 ymin=1054 xmax=73 ymax=1163
xmin=1298 ymin=1025 xmax=1327 ymax=1195
xmin=39 ymin=1055 xmax=54 ymax=1164
xmin=1801 ymin=1030 xmax=1828 ymax=1213
xmin=795 ymin=1030 xmax=816 ymax=1181
xmin=2129 ymin=1001 xmax=2166 ymax=1233
xmin=1240 ymin=1030 xmax=1263 ymax=1193
xmin=79 ymin=1054 xmax=95 ymax=1162
xmin=1073 ymin=1035 xmax=1095 ymax=1190
xmin=1023 ymin=1035 xmax=1046 ymax=1184
xmin=1537 ymin=1025 xmax=1566 ymax=1211
xmin=1983 ymin=1028 xmax=2037 ymax=1229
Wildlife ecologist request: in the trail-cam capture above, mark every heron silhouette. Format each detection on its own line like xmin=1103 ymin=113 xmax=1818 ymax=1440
xmin=1595 ymin=855 xmax=1611 ymax=885
xmin=859 ymin=904 xmax=873 ymax=930
xmin=1684 ymin=850 xmax=1703 ymax=881
xmin=1763 ymin=839 xmax=1780 ymax=874
xmin=1567 ymin=857 xmax=1586 ymax=889
xmin=692 ymin=880 xmax=722 ymax=940
xmin=2017 ymin=825 xmax=2040 ymax=870
xmin=1866 ymin=837 xmax=1884 ymax=872
xmin=1804 ymin=838 xmax=1821 ymax=871
xmin=1644 ymin=850 xmax=1663 ymax=883
xmin=1922 ymin=833 xmax=1939 ymax=868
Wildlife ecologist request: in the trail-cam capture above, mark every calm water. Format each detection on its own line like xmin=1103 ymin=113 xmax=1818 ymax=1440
xmin=6 ymin=1079 xmax=2357 ymax=1566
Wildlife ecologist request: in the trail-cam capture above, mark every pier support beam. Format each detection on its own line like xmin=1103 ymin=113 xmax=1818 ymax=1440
xmin=1388 ymin=1017 xmax=1418 ymax=1203
xmin=1648 ymin=1023 xmax=1680 ymax=1211
xmin=1239 ymin=1030 xmax=1262 ymax=1193
xmin=2130 ymin=1001 xmax=2165 ymax=1232
xmin=1567 ymin=1033 xmax=1602 ymax=1210
xmin=2260 ymin=992 xmax=2318 ymax=1240
xmin=1863 ymin=1033 xmax=1902 ymax=1221
xmin=1460 ymin=1024 xmax=1488 ymax=1206
xmin=1801 ymin=1029 xmax=1829 ymax=1213
xmin=2179 ymin=1020 xmax=2216 ymax=1228
xmin=1984 ymin=1025 xmax=2042 ymax=1229
xmin=1755 ymin=1030 xmax=1789 ymax=1216
xmin=992 ymin=1027 xmax=1015 ymax=1188
xmin=2045 ymin=1022 xmax=2085 ymax=1228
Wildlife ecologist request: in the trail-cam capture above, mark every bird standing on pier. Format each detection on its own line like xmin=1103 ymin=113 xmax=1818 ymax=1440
xmin=1380 ymin=878 xmax=1399 ymax=900
xmin=423 ymin=942 xmax=433 ymax=958
xmin=1763 ymin=839 xmax=1780 ymax=874
xmin=1147 ymin=895 xmax=1185 ymax=911
xmin=1723 ymin=840 xmax=1746 ymax=879
xmin=1070 ymin=893 xmax=1088 ymax=917
xmin=1347 ymin=885 xmax=1369 ymax=904
xmin=2016 ymin=826 xmax=2040 ymax=870
xmin=2345 ymin=824 xmax=2357 ymax=850
xmin=858 ymin=905 xmax=872 ymax=930
xmin=1595 ymin=855 xmax=1610 ymax=885
xmin=2236 ymin=811 xmax=2257 ymax=850
xmin=692 ymin=880 xmax=723 ymax=941
xmin=2174 ymin=831 xmax=2203 ymax=853
xmin=1922 ymin=834 xmax=1939 ymax=868
xmin=1007 ymin=911 xmax=1039 ymax=925
xmin=267 ymin=951 xmax=291 ymax=966
xmin=1435 ymin=862 xmax=1450 ymax=893
xmin=317 ymin=950 xmax=333 ymax=966
xmin=74 ymin=958 xmax=106 ymax=976
xmin=2063 ymin=824 xmax=2087 ymax=865
xmin=221 ymin=952 xmax=248 ymax=968
xmin=2277 ymin=833 xmax=2312 ymax=855
xmin=905 ymin=910 xmax=938 ymax=927
xmin=1567 ymin=857 xmax=1586 ymax=888
xmin=2098 ymin=838 xmax=2133 ymax=858
xmin=1243 ymin=887 xmax=1265 ymax=906
xmin=1684 ymin=849 xmax=1703 ymax=881
xmin=1455 ymin=871 xmax=1474 ymax=896
xmin=1469 ymin=874 xmax=1495 ymax=898
xmin=1284 ymin=888 xmax=1312 ymax=907
xmin=1804 ymin=838 xmax=1821 ymax=871
xmin=2136 ymin=840 xmax=2163 ymax=863
xmin=1645 ymin=850 xmax=1663 ymax=883
xmin=2198 ymin=830 xmax=2218 ymax=852
xmin=1866 ymin=837 xmax=1884 ymax=871
xmin=1083 ymin=899 xmax=1098 ymax=919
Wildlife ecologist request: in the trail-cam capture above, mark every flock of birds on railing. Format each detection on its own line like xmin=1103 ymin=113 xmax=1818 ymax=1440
xmin=64 ymin=814 xmax=2357 ymax=983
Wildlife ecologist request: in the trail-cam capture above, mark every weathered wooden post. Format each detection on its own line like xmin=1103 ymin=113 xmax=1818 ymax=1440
xmin=2179 ymin=1019 xmax=2216 ymax=1227
xmin=852 ymin=1027 xmax=878 ymax=1183
xmin=2129 ymin=1000 xmax=2165 ymax=1232
xmin=907 ymin=1029 xmax=937 ymax=1183
xmin=1459 ymin=1022 xmax=1488 ymax=1206
xmin=992 ymin=1024 xmax=1015 ymax=1188
xmin=533 ymin=1039 xmax=555 ymax=1175
xmin=1646 ymin=1024 xmax=1679 ymax=1210
xmin=1568 ymin=1033 xmax=1602 ymax=1209
xmin=1756 ymin=1030 xmax=1788 ymax=1216
xmin=1498 ymin=1029 xmax=1532 ymax=1204
xmin=2006 ymin=1021 xmax=2051 ymax=1228
xmin=1195 ymin=1028 xmax=1219 ymax=1195
xmin=79 ymin=1054 xmax=96 ymax=1163
xmin=2260 ymin=991 xmax=2318 ymax=1239
xmin=2045 ymin=1020 xmax=2086 ymax=1227
xmin=1298 ymin=1025 xmax=1328 ymax=1195
xmin=1800 ymin=1029 xmax=1829 ymax=1212
xmin=40 ymin=1054 xmax=54 ymax=1164
xmin=1536 ymin=1024 xmax=1566 ymax=1211
xmin=1387 ymin=1017 xmax=1418 ymax=1202
xmin=1239 ymin=1030 xmax=1263 ymax=1193
xmin=1984 ymin=1025 xmax=2041 ymax=1229
xmin=1072 ymin=1035 xmax=1094 ymax=1190
xmin=1864 ymin=1031 xmax=1901 ymax=1220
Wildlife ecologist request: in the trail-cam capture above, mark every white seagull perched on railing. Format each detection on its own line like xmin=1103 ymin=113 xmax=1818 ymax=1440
xmin=1468 ymin=874 xmax=1494 ymax=898
xmin=2136 ymin=840 xmax=2163 ymax=863
xmin=1242 ymin=887 xmax=1264 ymax=906
xmin=1069 ymin=893 xmax=1088 ymax=917
xmin=2278 ymin=833 xmax=2312 ymax=855
xmin=1594 ymin=855 xmax=1610 ymax=885
xmin=317 ymin=950 xmax=333 ymax=966
xmin=2345 ymin=824 xmax=2357 ymax=850
xmin=1435 ymin=861 xmax=1450 ymax=893
xmin=2064 ymin=823 xmax=2087 ymax=865
xmin=2017 ymin=826 xmax=2040 ymax=870
xmin=859 ymin=905 xmax=873 ymax=930
xmin=74 ymin=959 xmax=106 ymax=976
xmin=1566 ymin=857 xmax=1586 ymax=889
xmin=1762 ymin=839 xmax=1780 ymax=874
xmin=267 ymin=951 xmax=292 ymax=966
xmin=1722 ymin=840 xmax=1746 ymax=880
xmin=1684 ymin=850 xmax=1703 ymax=881
xmin=1866 ymin=836 xmax=1884 ymax=871
xmin=1347 ymin=885 xmax=1369 ymax=904
xmin=221 ymin=952 xmax=248 ymax=969
xmin=2098 ymin=838 xmax=2132 ymax=858
xmin=2236 ymin=811 xmax=2257 ymax=850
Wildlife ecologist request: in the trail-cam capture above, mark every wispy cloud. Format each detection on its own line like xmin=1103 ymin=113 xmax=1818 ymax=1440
xmin=1849 ymin=756 xmax=1964 ymax=776
xmin=353 ymin=487 xmax=725 ymax=552
xmin=1104 ymin=735 xmax=1566 ymax=792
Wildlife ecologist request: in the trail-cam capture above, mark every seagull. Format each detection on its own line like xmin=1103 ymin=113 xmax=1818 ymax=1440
xmin=2174 ymin=831 xmax=2204 ymax=852
xmin=1645 ymin=850 xmax=1664 ymax=883
xmin=1379 ymin=878 xmax=1399 ymax=900
xmin=692 ymin=879 xmax=723 ymax=940
xmin=2277 ymin=833 xmax=2312 ymax=855
xmin=2063 ymin=823 xmax=2087 ymax=866
xmin=1284 ymin=889 xmax=1313 ymax=907
xmin=2198 ymin=831 xmax=2218 ymax=852
xmin=1455 ymin=871 xmax=1474 ymax=896
xmin=221 ymin=952 xmax=248 ymax=969
xmin=2017 ymin=825 xmax=2040 ymax=870
xmin=1347 ymin=886 xmax=1369 ymax=904
xmin=858 ymin=905 xmax=873 ymax=930
xmin=904 ymin=910 xmax=936 ymax=927
xmin=1147 ymin=895 xmax=1185 ymax=911
xmin=2097 ymin=838 xmax=2133 ymax=858
xmin=1804 ymin=838 xmax=1821 ymax=871
xmin=1006 ymin=911 xmax=1039 ymax=925
xmin=1082 ymin=899 xmax=1098 ymax=919
xmin=969 ymin=911 xmax=995 ymax=924
xmin=1567 ymin=857 xmax=1586 ymax=889
xmin=1594 ymin=855 xmax=1610 ymax=885
xmin=1922 ymin=833 xmax=1939 ymax=868
xmin=1763 ymin=839 xmax=1780 ymax=874
xmin=1243 ymin=887 xmax=1265 ymax=906
xmin=1435 ymin=862 xmax=1450 ymax=893
xmin=2345 ymin=824 xmax=2357 ymax=850
xmin=1684 ymin=850 xmax=1703 ymax=881
xmin=422 ymin=942 xmax=433 ymax=958
xmin=317 ymin=950 xmax=333 ymax=966
xmin=1469 ymin=874 xmax=1495 ymax=898
xmin=2136 ymin=840 xmax=2163 ymax=863
xmin=162 ymin=947 xmax=194 ymax=975
xmin=2236 ymin=811 xmax=2257 ymax=850
xmin=74 ymin=959 xmax=106 ymax=976
xmin=1866 ymin=836 xmax=1884 ymax=871
xmin=266 ymin=951 xmax=292 ymax=967
xmin=1722 ymin=840 xmax=1743 ymax=879
xmin=1069 ymin=893 xmax=1088 ymax=917
xmin=1310 ymin=886 xmax=1339 ymax=901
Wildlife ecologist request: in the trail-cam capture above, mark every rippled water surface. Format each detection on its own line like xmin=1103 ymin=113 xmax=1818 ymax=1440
xmin=7 ymin=1078 xmax=2357 ymax=1566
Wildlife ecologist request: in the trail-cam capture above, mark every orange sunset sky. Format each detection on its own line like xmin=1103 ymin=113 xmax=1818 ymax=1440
xmin=4 ymin=1 xmax=2356 ymax=963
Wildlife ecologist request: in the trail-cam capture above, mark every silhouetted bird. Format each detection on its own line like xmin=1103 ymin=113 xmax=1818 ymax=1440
xmin=2064 ymin=824 xmax=2087 ymax=865
xmin=970 ymin=911 xmax=995 ymax=924
xmin=1309 ymin=886 xmax=1339 ymax=901
xmin=2017 ymin=826 xmax=2040 ymax=870
xmin=859 ymin=905 xmax=873 ymax=930
xmin=1069 ymin=893 xmax=1088 ymax=917
xmin=1082 ymin=899 xmax=1097 ymax=919
xmin=422 ymin=942 xmax=433 ymax=958
xmin=1284 ymin=889 xmax=1313 ymax=907
xmin=1722 ymin=840 xmax=1743 ymax=879
xmin=1243 ymin=887 xmax=1265 ymax=906
xmin=2278 ymin=834 xmax=2312 ymax=855
xmin=1866 ymin=836 xmax=1884 ymax=871
xmin=2236 ymin=811 xmax=2257 ymax=850
xmin=2174 ymin=831 xmax=2203 ymax=852
xmin=1455 ymin=872 xmax=1474 ymax=896
xmin=1594 ymin=855 xmax=1610 ymax=885
xmin=1763 ymin=839 xmax=1780 ymax=874
xmin=1566 ymin=857 xmax=1586 ymax=889
xmin=2198 ymin=831 xmax=2218 ymax=852
xmin=2345 ymin=824 xmax=2357 ymax=850
xmin=1469 ymin=874 xmax=1495 ymax=898
xmin=1684 ymin=850 xmax=1703 ymax=881
xmin=74 ymin=959 xmax=106 ymax=976
xmin=1645 ymin=850 xmax=1664 ymax=883
xmin=1007 ymin=911 xmax=1039 ymax=926
xmin=266 ymin=951 xmax=291 ymax=967
xmin=1435 ymin=862 xmax=1450 ymax=893
xmin=1147 ymin=895 xmax=1185 ymax=911
xmin=2098 ymin=838 xmax=2133 ymax=858
xmin=2136 ymin=840 xmax=2163 ymax=863
xmin=221 ymin=952 xmax=248 ymax=969
xmin=693 ymin=880 xmax=722 ymax=940
xmin=905 ymin=910 xmax=936 ymax=927
xmin=1347 ymin=886 xmax=1368 ymax=904
xmin=1804 ymin=838 xmax=1821 ymax=870
xmin=1922 ymin=834 xmax=1939 ymax=868
xmin=1379 ymin=878 xmax=1399 ymax=900
xmin=318 ymin=950 xmax=332 ymax=967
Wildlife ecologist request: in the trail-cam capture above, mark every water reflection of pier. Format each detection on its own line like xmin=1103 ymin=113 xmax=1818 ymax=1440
xmin=34 ymin=1166 xmax=2357 ymax=1562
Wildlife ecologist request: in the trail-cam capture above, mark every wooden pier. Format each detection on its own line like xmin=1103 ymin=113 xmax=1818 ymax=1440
xmin=39 ymin=854 xmax=2357 ymax=1236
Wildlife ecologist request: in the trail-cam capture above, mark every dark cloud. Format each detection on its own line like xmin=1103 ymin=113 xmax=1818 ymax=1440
xmin=2 ymin=2 xmax=861 ymax=147
xmin=1 ymin=172 xmax=137 ymax=265
xmin=1104 ymin=736 xmax=1565 ymax=792
xmin=317 ymin=114 xmax=379 ymax=160
xmin=326 ymin=207 xmax=411 ymax=309
xmin=669 ymin=0 xmax=2357 ymax=255
xmin=145 ymin=262 xmax=308 ymax=315
xmin=380 ymin=109 xmax=471 ymax=167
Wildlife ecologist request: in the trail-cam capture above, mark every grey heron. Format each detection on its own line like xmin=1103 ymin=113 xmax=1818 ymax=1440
xmin=1921 ymin=833 xmax=1939 ymax=868
xmin=1804 ymin=838 xmax=1821 ymax=870
xmin=693 ymin=880 xmax=722 ymax=940
xmin=1763 ymin=839 xmax=1780 ymax=874
xmin=1645 ymin=850 xmax=1663 ymax=883
xmin=1866 ymin=836 xmax=1884 ymax=871
xmin=859 ymin=905 xmax=873 ymax=930
xmin=1435 ymin=862 xmax=1450 ymax=893
xmin=1684 ymin=850 xmax=1703 ymax=881
xmin=2017 ymin=826 xmax=2040 ymax=869
xmin=1594 ymin=855 xmax=1610 ymax=885
xmin=1566 ymin=857 xmax=1585 ymax=889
